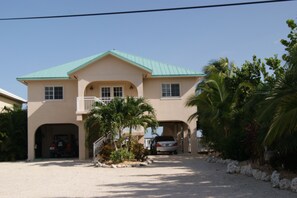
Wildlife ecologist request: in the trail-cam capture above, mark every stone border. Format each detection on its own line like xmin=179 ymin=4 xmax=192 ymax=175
xmin=206 ymin=156 xmax=297 ymax=193
xmin=94 ymin=158 xmax=154 ymax=168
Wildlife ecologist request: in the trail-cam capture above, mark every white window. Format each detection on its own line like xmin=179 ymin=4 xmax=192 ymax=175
xmin=101 ymin=86 xmax=123 ymax=100
xmin=162 ymin=83 xmax=180 ymax=97
xmin=113 ymin=87 xmax=123 ymax=97
xmin=45 ymin=86 xmax=63 ymax=100
xmin=101 ymin=87 xmax=111 ymax=99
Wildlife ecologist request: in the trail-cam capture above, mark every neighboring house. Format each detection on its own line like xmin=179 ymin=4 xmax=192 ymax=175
xmin=17 ymin=50 xmax=204 ymax=160
xmin=0 ymin=88 xmax=26 ymax=111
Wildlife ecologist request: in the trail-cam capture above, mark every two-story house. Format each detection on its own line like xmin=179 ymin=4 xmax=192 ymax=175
xmin=17 ymin=50 xmax=204 ymax=160
xmin=0 ymin=88 xmax=26 ymax=111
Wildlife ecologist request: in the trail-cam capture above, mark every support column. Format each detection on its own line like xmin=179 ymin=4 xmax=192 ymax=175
xmin=27 ymin=121 xmax=38 ymax=161
xmin=27 ymin=130 xmax=35 ymax=160
xmin=78 ymin=122 xmax=87 ymax=160
xmin=136 ymin=81 xmax=144 ymax=97
xmin=189 ymin=121 xmax=198 ymax=155
xmin=183 ymin=124 xmax=189 ymax=153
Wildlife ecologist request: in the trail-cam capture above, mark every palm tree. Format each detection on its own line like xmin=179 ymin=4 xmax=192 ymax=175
xmin=187 ymin=59 xmax=234 ymax=136
xmin=85 ymin=98 xmax=125 ymax=150
xmin=261 ymin=19 xmax=297 ymax=147
xmin=124 ymin=97 xmax=158 ymax=151
xmin=85 ymin=97 xmax=158 ymax=151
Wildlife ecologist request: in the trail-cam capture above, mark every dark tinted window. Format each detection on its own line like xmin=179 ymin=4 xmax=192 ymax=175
xmin=155 ymin=136 xmax=175 ymax=142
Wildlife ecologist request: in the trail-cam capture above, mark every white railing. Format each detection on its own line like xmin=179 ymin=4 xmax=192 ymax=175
xmin=93 ymin=132 xmax=112 ymax=161
xmin=76 ymin=96 xmax=105 ymax=113
xmin=77 ymin=96 xmax=125 ymax=113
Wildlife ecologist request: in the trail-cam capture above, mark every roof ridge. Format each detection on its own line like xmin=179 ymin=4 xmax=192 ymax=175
xmin=17 ymin=50 xmax=204 ymax=82
xmin=111 ymin=49 xmax=199 ymax=74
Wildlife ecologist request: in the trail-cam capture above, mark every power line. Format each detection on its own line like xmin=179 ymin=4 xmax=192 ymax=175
xmin=0 ymin=0 xmax=295 ymax=21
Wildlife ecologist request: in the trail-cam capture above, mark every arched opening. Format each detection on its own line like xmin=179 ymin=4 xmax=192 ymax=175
xmin=34 ymin=124 xmax=79 ymax=159
xmin=145 ymin=121 xmax=190 ymax=153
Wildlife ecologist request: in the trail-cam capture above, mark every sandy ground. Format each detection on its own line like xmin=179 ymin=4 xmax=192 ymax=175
xmin=0 ymin=154 xmax=296 ymax=198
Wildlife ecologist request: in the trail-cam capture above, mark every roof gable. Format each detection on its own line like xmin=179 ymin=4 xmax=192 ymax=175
xmin=17 ymin=50 xmax=204 ymax=82
xmin=0 ymin=88 xmax=26 ymax=103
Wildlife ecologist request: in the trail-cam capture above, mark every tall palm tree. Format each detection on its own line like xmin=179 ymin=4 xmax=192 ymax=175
xmin=124 ymin=97 xmax=158 ymax=151
xmin=262 ymin=19 xmax=297 ymax=147
xmin=187 ymin=58 xmax=234 ymax=136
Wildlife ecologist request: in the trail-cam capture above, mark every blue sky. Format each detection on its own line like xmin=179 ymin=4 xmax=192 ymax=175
xmin=0 ymin=0 xmax=296 ymax=99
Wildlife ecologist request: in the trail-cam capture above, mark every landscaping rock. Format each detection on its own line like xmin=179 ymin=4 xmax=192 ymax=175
xmin=225 ymin=159 xmax=232 ymax=164
xmin=227 ymin=161 xmax=239 ymax=174
xmin=240 ymin=165 xmax=252 ymax=176
xmin=206 ymin=156 xmax=218 ymax=163
xmin=279 ymin=179 xmax=291 ymax=190
xmin=217 ymin=158 xmax=225 ymax=164
xmin=111 ymin=164 xmax=117 ymax=169
xmin=261 ymin=172 xmax=271 ymax=182
xmin=102 ymin=164 xmax=110 ymax=168
xmin=95 ymin=162 xmax=103 ymax=168
xmin=291 ymin=177 xmax=297 ymax=192
xmin=146 ymin=159 xmax=153 ymax=164
xmin=252 ymin=169 xmax=262 ymax=180
xmin=271 ymin=170 xmax=280 ymax=188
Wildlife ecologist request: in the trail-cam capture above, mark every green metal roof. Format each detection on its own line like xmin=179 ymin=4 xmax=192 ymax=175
xmin=17 ymin=50 xmax=204 ymax=81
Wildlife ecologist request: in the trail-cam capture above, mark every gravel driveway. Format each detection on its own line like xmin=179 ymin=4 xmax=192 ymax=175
xmin=0 ymin=154 xmax=295 ymax=198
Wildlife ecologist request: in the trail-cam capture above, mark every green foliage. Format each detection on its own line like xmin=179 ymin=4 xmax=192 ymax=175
xmin=99 ymin=144 xmax=115 ymax=161
xmin=85 ymin=97 xmax=158 ymax=154
xmin=110 ymin=148 xmax=134 ymax=164
xmin=261 ymin=19 xmax=297 ymax=147
xmin=187 ymin=19 xmax=297 ymax=163
xmin=124 ymin=96 xmax=158 ymax=151
xmin=131 ymin=142 xmax=149 ymax=162
xmin=0 ymin=108 xmax=27 ymax=161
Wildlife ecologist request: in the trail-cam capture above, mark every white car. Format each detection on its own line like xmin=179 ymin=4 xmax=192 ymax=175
xmin=150 ymin=136 xmax=178 ymax=154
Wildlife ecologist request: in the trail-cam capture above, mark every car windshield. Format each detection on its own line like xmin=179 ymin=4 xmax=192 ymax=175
xmin=155 ymin=136 xmax=175 ymax=142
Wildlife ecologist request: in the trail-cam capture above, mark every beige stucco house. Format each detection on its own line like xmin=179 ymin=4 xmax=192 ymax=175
xmin=18 ymin=50 xmax=204 ymax=160
xmin=0 ymin=88 xmax=26 ymax=111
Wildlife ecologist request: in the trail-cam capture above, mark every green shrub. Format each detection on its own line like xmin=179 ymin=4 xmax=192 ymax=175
xmin=110 ymin=148 xmax=134 ymax=164
xmin=0 ymin=109 xmax=27 ymax=161
xmin=131 ymin=143 xmax=149 ymax=161
xmin=99 ymin=144 xmax=115 ymax=161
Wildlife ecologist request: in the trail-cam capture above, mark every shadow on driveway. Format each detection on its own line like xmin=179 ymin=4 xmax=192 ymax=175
xmin=97 ymin=154 xmax=296 ymax=198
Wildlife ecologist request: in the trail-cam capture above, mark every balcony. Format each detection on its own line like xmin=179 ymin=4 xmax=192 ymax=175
xmin=76 ymin=96 xmax=120 ymax=114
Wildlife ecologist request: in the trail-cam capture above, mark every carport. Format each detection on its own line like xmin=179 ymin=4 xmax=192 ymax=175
xmin=159 ymin=121 xmax=191 ymax=153
xmin=34 ymin=124 xmax=79 ymax=158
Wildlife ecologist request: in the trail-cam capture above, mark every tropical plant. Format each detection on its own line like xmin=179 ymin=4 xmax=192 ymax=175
xmin=261 ymin=19 xmax=297 ymax=147
xmin=131 ymin=140 xmax=149 ymax=161
xmin=187 ymin=55 xmax=282 ymax=160
xmin=110 ymin=148 xmax=134 ymax=164
xmin=186 ymin=19 xmax=297 ymax=166
xmin=85 ymin=98 xmax=126 ymax=151
xmin=0 ymin=107 xmax=27 ymax=161
xmin=124 ymin=97 xmax=158 ymax=151
xmin=85 ymin=96 xmax=158 ymax=156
